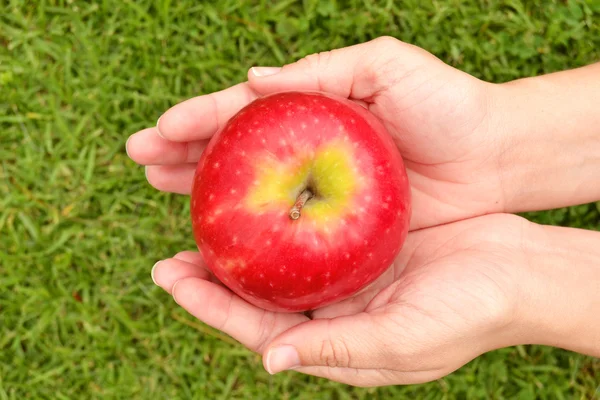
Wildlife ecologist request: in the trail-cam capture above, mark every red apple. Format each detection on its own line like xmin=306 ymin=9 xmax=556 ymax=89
xmin=190 ymin=91 xmax=410 ymax=312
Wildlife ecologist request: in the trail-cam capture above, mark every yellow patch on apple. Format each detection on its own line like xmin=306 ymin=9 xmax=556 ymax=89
xmin=246 ymin=140 xmax=363 ymax=226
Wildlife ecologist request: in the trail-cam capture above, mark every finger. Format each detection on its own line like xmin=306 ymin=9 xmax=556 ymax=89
xmin=173 ymin=251 xmax=205 ymax=264
xmin=152 ymin=258 xmax=211 ymax=294
xmin=293 ymin=365 xmax=443 ymax=387
xmin=126 ymin=128 xmax=208 ymax=165
xmin=172 ymin=277 xmax=308 ymax=353
xmin=145 ymin=164 xmax=195 ymax=194
xmin=157 ymin=82 xmax=259 ymax=142
xmin=248 ymin=36 xmax=437 ymax=101
xmin=263 ymin=313 xmax=398 ymax=376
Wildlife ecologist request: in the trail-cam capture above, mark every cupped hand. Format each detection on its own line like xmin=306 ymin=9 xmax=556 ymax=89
xmin=151 ymin=213 xmax=533 ymax=387
xmin=127 ymin=36 xmax=508 ymax=230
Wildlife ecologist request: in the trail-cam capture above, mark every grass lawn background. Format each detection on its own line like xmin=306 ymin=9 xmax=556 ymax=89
xmin=1 ymin=0 xmax=599 ymax=398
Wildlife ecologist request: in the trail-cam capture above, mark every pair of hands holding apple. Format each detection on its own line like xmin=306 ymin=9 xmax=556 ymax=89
xmin=127 ymin=37 xmax=600 ymax=386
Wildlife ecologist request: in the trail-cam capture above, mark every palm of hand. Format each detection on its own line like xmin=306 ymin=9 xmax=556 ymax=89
xmin=362 ymin=42 xmax=504 ymax=230
xmin=152 ymin=214 xmax=526 ymax=386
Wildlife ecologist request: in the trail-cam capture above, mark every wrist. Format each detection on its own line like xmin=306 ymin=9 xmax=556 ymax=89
xmin=488 ymin=64 xmax=600 ymax=213
xmin=510 ymin=222 xmax=600 ymax=357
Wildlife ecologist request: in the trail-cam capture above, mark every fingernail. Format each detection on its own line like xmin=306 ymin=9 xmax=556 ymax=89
xmin=151 ymin=261 xmax=161 ymax=285
xmin=265 ymin=345 xmax=301 ymax=374
xmin=251 ymin=67 xmax=281 ymax=77
xmin=156 ymin=115 xmax=165 ymax=138
xmin=125 ymin=135 xmax=132 ymax=158
xmin=172 ymin=280 xmax=181 ymax=304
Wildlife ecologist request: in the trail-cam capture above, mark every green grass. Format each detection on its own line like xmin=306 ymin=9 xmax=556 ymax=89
xmin=1 ymin=0 xmax=600 ymax=398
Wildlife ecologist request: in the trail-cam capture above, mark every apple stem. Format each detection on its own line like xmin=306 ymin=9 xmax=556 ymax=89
xmin=289 ymin=189 xmax=314 ymax=220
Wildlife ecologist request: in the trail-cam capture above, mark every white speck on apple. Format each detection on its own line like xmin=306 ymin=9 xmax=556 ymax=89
xmin=301 ymin=123 xmax=307 ymax=129
xmin=266 ymin=239 xmax=272 ymax=246
xmin=314 ymin=118 xmax=319 ymax=124
xmin=286 ymin=110 xmax=292 ymax=117
xmin=237 ymin=132 xmax=241 ymax=138
xmin=338 ymin=125 xmax=345 ymax=131
xmin=259 ymin=273 xmax=264 ymax=278
xmin=241 ymin=150 xmax=246 ymax=156
xmin=291 ymin=272 xmax=297 ymax=278
xmin=365 ymin=195 xmax=372 ymax=202
xmin=367 ymin=253 xmax=373 ymax=258
xmin=305 ymin=276 xmax=312 ymax=282
xmin=325 ymin=252 xmax=330 ymax=258
xmin=253 ymin=180 xmax=259 ymax=186
xmin=385 ymin=195 xmax=392 ymax=201
xmin=230 ymin=189 xmax=237 ymax=194
xmin=209 ymin=193 xmax=215 ymax=200
xmin=344 ymin=253 xmax=350 ymax=259
xmin=289 ymin=129 xmax=296 ymax=137
xmin=214 ymin=209 xmax=223 ymax=215
xmin=232 ymin=236 xmax=238 ymax=244
xmin=269 ymin=282 xmax=274 ymax=287
xmin=350 ymin=119 xmax=356 ymax=124
xmin=235 ymin=170 xmax=241 ymax=175
xmin=261 ymin=138 xmax=266 ymax=144
xmin=279 ymin=139 xmax=287 ymax=146
xmin=213 ymin=162 xmax=220 ymax=168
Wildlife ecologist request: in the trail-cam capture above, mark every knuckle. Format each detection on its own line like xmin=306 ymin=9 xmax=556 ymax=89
xmin=299 ymin=51 xmax=332 ymax=71
xmin=254 ymin=311 xmax=277 ymax=353
xmin=373 ymin=35 xmax=400 ymax=47
xmin=173 ymin=250 xmax=192 ymax=259
xmin=316 ymin=337 xmax=352 ymax=368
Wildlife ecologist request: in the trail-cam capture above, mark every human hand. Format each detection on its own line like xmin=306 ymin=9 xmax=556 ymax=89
xmin=150 ymin=214 xmax=535 ymax=386
xmin=127 ymin=36 xmax=507 ymax=230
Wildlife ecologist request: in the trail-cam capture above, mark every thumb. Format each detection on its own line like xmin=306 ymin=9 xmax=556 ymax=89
xmin=247 ymin=36 xmax=441 ymax=100
xmin=263 ymin=313 xmax=396 ymax=375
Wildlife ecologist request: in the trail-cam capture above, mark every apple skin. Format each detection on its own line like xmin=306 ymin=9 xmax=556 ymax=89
xmin=190 ymin=91 xmax=411 ymax=312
